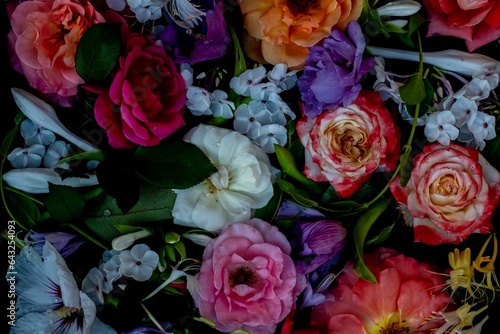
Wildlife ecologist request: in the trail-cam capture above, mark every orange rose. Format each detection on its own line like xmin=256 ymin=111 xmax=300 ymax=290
xmin=239 ymin=0 xmax=363 ymax=68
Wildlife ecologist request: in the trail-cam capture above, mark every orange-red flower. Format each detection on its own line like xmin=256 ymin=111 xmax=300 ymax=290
xmin=238 ymin=0 xmax=363 ymax=68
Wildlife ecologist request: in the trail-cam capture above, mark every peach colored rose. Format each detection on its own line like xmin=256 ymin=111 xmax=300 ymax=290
xmin=297 ymin=91 xmax=400 ymax=198
xmin=8 ymin=0 xmax=105 ymax=103
xmin=192 ymin=219 xmax=301 ymax=334
xmin=90 ymin=33 xmax=186 ymax=148
xmin=238 ymin=0 xmax=363 ymax=69
xmin=423 ymin=0 xmax=500 ymax=51
xmin=308 ymin=248 xmax=450 ymax=333
xmin=390 ymin=142 xmax=500 ymax=245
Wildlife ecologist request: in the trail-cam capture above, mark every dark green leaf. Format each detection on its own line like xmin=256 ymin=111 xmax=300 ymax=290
xmin=274 ymin=145 xmax=322 ymax=194
xmin=97 ymin=160 xmax=140 ymax=213
xmin=365 ymin=223 xmax=395 ymax=246
xmin=328 ymin=200 xmax=361 ymax=210
xmin=254 ymin=184 xmax=282 ymax=222
xmin=353 ymin=197 xmax=393 ymax=283
xmin=228 ymin=23 xmax=246 ymax=77
xmin=276 ymin=179 xmax=318 ymax=208
xmin=4 ymin=190 xmax=40 ymax=230
xmin=1 ymin=112 xmax=23 ymax=158
xmin=484 ymin=135 xmax=500 ymax=170
xmin=75 ymin=23 xmax=121 ymax=82
xmin=384 ymin=23 xmax=406 ymax=34
xmin=45 ymin=183 xmax=85 ymax=222
xmin=399 ymin=151 xmax=413 ymax=187
xmin=83 ymin=183 xmax=176 ymax=241
xmin=58 ymin=151 xmax=106 ymax=165
xmin=134 ymin=140 xmax=217 ymax=189
xmin=400 ymin=75 xmax=426 ymax=105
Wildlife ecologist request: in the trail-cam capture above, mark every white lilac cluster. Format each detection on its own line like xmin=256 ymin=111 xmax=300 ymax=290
xmin=106 ymin=0 xmax=205 ymax=26
xmin=230 ymin=65 xmax=298 ymax=153
xmin=373 ymin=57 xmax=498 ymax=150
xmin=7 ymin=119 xmax=70 ymax=169
xmin=82 ymin=244 xmax=159 ymax=306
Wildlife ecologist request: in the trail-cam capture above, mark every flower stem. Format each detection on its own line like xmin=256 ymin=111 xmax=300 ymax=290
xmin=67 ymin=223 xmax=108 ymax=250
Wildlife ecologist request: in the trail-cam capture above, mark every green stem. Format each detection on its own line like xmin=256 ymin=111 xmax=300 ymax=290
xmin=105 ymin=295 xmax=119 ymax=308
xmin=83 ymin=186 xmax=103 ymax=201
xmin=4 ymin=186 xmax=44 ymax=206
xmin=141 ymin=303 xmax=166 ymax=332
xmin=67 ymin=223 xmax=108 ymax=250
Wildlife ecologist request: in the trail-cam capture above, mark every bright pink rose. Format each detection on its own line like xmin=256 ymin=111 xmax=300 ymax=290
xmin=193 ymin=219 xmax=301 ymax=334
xmin=8 ymin=0 xmax=105 ymax=103
xmin=309 ymin=248 xmax=450 ymax=333
xmin=91 ymin=33 xmax=186 ymax=148
xmin=297 ymin=91 xmax=400 ymax=198
xmin=390 ymin=143 xmax=500 ymax=245
xmin=423 ymin=0 xmax=500 ymax=51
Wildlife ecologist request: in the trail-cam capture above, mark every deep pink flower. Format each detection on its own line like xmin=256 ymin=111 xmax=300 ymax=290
xmin=8 ymin=0 xmax=105 ymax=105
xmin=390 ymin=142 xmax=500 ymax=245
xmin=309 ymin=248 xmax=450 ymax=333
xmin=423 ymin=0 xmax=500 ymax=51
xmin=297 ymin=91 xmax=400 ymax=198
xmin=91 ymin=33 xmax=186 ymax=148
xmin=192 ymin=219 xmax=302 ymax=333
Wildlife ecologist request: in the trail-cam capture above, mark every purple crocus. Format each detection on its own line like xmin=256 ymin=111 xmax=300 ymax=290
xmin=277 ymin=201 xmax=347 ymax=275
xmin=26 ymin=230 xmax=84 ymax=258
xmin=298 ymin=20 xmax=375 ymax=118
xmin=160 ymin=0 xmax=230 ymax=64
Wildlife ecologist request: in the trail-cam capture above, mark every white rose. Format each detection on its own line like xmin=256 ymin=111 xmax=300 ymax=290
xmin=172 ymin=125 xmax=274 ymax=231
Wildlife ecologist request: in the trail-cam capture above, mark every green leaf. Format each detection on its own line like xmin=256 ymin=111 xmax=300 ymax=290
xmin=114 ymin=225 xmax=143 ymax=234
xmin=353 ymin=197 xmax=393 ymax=283
xmin=276 ymin=179 xmax=318 ymax=208
xmin=4 ymin=190 xmax=40 ymax=230
xmin=274 ymin=145 xmax=322 ymax=194
xmin=484 ymin=136 xmax=500 ymax=170
xmin=45 ymin=183 xmax=85 ymax=222
xmin=399 ymin=150 xmax=413 ymax=187
xmin=57 ymin=150 xmax=106 ymax=165
xmin=83 ymin=183 xmax=176 ymax=241
xmin=134 ymin=139 xmax=217 ymax=189
xmin=164 ymin=231 xmax=181 ymax=244
xmin=384 ymin=23 xmax=407 ymax=34
xmin=365 ymin=223 xmax=395 ymax=246
xmin=399 ymin=75 xmax=426 ymax=105
xmin=75 ymin=23 xmax=121 ymax=82
xmin=0 ymin=112 xmax=23 ymax=158
xmin=172 ymin=241 xmax=186 ymax=260
xmin=228 ymin=23 xmax=246 ymax=77
xmin=254 ymin=184 xmax=282 ymax=222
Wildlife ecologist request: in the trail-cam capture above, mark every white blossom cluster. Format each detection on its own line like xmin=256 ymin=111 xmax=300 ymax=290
xmin=7 ymin=119 xmax=70 ymax=169
xmin=82 ymin=244 xmax=159 ymax=306
xmin=373 ymin=57 xmax=498 ymax=150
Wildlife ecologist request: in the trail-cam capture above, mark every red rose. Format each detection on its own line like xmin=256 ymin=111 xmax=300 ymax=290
xmin=390 ymin=142 xmax=500 ymax=245
xmin=92 ymin=33 xmax=186 ymax=148
xmin=297 ymin=91 xmax=400 ymax=198
xmin=423 ymin=0 xmax=500 ymax=51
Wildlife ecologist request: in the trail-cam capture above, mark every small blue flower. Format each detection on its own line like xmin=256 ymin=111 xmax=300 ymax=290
xmin=229 ymin=66 xmax=267 ymax=96
xmin=43 ymin=140 xmax=70 ymax=168
xmin=250 ymin=124 xmax=287 ymax=153
xmin=119 ymin=244 xmax=159 ymax=282
xmin=20 ymin=119 xmax=55 ymax=146
xmin=7 ymin=144 xmax=45 ymax=169
xmin=209 ymin=90 xmax=235 ymax=118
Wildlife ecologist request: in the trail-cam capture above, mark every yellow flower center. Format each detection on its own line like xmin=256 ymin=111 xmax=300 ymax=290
xmin=379 ymin=322 xmax=410 ymax=334
xmin=326 ymin=121 xmax=371 ymax=164
xmin=433 ymin=173 xmax=462 ymax=196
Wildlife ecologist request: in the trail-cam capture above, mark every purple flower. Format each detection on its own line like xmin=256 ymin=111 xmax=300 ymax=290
xmin=160 ymin=0 xmax=230 ymax=64
xmin=277 ymin=202 xmax=347 ymax=275
xmin=27 ymin=231 xmax=84 ymax=258
xmin=298 ymin=21 xmax=375 ymax=118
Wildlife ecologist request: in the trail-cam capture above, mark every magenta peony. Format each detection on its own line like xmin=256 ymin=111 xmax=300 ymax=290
xmin=91 ymin=33 xmax=186 ymax=148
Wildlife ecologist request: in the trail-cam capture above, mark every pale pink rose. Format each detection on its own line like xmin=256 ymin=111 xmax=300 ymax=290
xmin=390 ymin=143 xmax=500 ymax=245
xmin=8 ymin=0 xmax=105 ymax=104
xmin=309 ymin=248 xmax=450 ymax=333
xmin=193 ymin=219 xmax=301 ymax=334
xmin=297 ymin=91 xmax=400 ymax=198
xmin=423 ymin=0 xmax=500 ymax=51
xmin=90 ymin=33 xmax=186 ymax=148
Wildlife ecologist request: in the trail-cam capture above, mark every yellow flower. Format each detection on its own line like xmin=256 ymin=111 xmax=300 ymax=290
xmin=472 ymin=233 xmax=499 ymax=291
xmin=448 ymin=247 xmax=475 ymax=297
xmin=238 ymin=0 xmax=363 ymax=68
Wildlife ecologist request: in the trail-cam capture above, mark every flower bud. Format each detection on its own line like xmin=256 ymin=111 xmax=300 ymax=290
xmin=111 ymin=229 xmax=153 ymax=251
xmin=377 ymin=0 xmax=421 ymax=17
xmin=3 ymin=168 xmax=98 ymax=193
xmin=368 ymin=47 xmax=500 ymax=77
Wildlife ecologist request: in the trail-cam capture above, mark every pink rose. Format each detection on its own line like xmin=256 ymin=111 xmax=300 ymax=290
xmin=390 ymin=143 xmax=500 ymax=245
xmin=423 ymin=0 xmax=500 ymax=51
xmin=8 ymin=0 xmax=105 ymax=104
xmin=193 ymin=219 xmax=301 ymax=334
xmin=91 ymin=33 xmax=186 ymax=148
xmin=309 ymin=248 xmax=450 ymax=333
xmin=297 ymin=91 xmax=400 ymax=198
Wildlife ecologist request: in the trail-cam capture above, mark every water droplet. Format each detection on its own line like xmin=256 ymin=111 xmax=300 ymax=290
xmin=103 ymin=210 xmax=111 ymax=217
xmin=216 ymin=142 xmax=220 ymax=147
